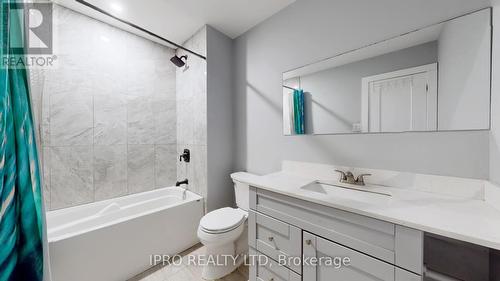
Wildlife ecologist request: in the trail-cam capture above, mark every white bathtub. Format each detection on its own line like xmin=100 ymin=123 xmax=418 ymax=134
xmin=47 ymin=187 xmax=204 ymax=281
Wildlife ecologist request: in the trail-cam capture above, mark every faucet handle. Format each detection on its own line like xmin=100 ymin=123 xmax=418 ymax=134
xmin=334 ymin=170 xmax=347 ymax=181
xmin=356 ymin=174 xmax=372 ymax=185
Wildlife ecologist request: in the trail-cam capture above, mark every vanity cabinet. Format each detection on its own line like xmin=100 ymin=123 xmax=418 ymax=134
xmin=248 ymin=211 xmax=302 ymax=274
xmin=249 ymin=186 xmax=424 ymax=281
xmin=249 ymin=248 xmax=301 ymax=281
xmin=303 ymin=232 xmax=421 ymax=281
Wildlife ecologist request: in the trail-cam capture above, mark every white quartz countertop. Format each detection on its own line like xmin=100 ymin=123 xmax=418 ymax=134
xmin=234 ymin=171 xmax=500 ymax=250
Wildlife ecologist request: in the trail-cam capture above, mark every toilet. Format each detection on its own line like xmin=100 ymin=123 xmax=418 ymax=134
xmin=197 ymin=173 xmax=250 ymax=280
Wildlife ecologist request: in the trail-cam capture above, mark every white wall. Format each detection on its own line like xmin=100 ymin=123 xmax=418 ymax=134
xmin=234 ymin=0 xmax=492 ymax=179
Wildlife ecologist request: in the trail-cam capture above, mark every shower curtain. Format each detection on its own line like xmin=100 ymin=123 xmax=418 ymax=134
xmin=0 ymin=1 xmax=45 ymax=280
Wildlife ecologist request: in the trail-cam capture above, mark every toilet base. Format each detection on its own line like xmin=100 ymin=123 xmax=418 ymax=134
xmin=200 ymin=224 xmax=248 ymax=280
xmin=201 ymin=243 xmax=246 ymax=280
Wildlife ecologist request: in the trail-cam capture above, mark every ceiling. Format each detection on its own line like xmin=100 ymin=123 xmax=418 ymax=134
xmin=54 ymin=0 xmax=296 ymax=48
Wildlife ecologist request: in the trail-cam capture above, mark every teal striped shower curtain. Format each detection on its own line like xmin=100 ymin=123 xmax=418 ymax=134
xmin=0 ymin=1 xmax=45 ymax=280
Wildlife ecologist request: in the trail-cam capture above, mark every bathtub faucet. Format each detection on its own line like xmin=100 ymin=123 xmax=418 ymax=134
xmin=176 ymin=179 xmax=189 ymax=200
xmin=175 ymin=179 xmax=188 ymax=186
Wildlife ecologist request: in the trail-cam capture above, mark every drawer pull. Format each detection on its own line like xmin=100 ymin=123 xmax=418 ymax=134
xmin=305 ymin=239 xmax=312 ymax=245
xmin=268 ymin=236 xmax=274 ymax=242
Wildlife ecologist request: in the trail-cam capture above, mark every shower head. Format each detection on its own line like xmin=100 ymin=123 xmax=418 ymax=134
xmin=170 ymin=55 xmax=187 ymax=67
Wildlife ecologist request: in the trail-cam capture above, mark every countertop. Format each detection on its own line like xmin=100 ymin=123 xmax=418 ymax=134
xmin=233 ymin=171 xmax=500 ymax=250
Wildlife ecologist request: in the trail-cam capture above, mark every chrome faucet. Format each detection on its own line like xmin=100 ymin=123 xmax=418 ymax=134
xmin=334 ymin=170 xmax=371 ymax=186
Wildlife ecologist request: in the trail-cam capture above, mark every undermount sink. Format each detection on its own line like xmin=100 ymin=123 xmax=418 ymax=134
xmin=301 ymin=181 xmax=393 ymax=200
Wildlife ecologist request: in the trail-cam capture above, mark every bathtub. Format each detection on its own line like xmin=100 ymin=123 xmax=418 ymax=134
xmin=47 ymin=187 xmax=204 ymax=281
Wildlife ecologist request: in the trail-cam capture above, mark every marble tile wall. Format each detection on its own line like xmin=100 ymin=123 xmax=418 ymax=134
xmin=176 ymin=27 xmax=208 ymax=204
xmin=31 ymin=5 xmax=178 ymax=210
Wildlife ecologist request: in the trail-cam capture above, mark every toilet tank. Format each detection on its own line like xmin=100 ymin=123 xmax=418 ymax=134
xmin=231 ymin=172 xmax=253 ymax=211
xmin=233 ymin=180 xmax=249 ymax=211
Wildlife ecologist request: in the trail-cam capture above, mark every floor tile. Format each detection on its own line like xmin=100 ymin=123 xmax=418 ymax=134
xmin=129 ymin=244 xmax=249 ymax=281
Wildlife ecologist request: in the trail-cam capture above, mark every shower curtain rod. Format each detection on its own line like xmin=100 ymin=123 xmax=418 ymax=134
xmin=74 ymin=0 xmax=207 ymax=60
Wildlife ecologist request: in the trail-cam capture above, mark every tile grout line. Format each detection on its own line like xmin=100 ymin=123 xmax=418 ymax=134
xmin=92 ymin=87 xmax=96 ymax=203
xmin=47 ymin=72 xmax=52 ymax=210
xmin=126 ymin=84 xmax=129 ymax=196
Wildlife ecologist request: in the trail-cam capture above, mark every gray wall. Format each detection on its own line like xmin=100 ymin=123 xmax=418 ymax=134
xmin=490 ymin=3 xmax=500 ymax=184
xmin=31 ymin=5 xmax=178 ymax=210
xmin=206 ymin=26 xmax=236 ymax=211
xmin=175 ymin=25 xmax=236 ymax=213
xmin=438 ymin=9 xmax=491 ymax=130
xmin=233 ymin=0 xmax=492 ymax=179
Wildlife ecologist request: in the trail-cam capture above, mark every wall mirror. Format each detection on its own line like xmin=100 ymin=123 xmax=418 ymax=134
xmin=283 ymin=8 xmax=491 ymax=135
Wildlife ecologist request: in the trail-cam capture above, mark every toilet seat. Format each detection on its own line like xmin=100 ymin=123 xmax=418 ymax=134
xmin=200 ymin=207 xmax=246 ymax=234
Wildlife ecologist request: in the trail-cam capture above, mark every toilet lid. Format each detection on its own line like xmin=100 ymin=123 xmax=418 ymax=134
xmin=200 ymin=207 xmax=246 ymax=233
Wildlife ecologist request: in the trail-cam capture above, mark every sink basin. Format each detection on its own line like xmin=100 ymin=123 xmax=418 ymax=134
xmin=301 ymin=181 xmax=393 ymax=202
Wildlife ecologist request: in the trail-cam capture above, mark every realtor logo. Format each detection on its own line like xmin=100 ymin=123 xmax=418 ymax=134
xmin=4 ymin=1 xmax=53 ymax=55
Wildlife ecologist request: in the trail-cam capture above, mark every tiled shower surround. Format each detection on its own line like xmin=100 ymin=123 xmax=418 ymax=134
xmin=31 ymin=5 xmax=179 ymax=210
xmin=176 ymin=27 xmax=208 ymax=202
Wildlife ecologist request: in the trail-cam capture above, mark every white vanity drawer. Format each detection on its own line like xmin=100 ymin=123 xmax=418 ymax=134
xmin=249 ymin=248 xmax=301 ymax=281
xmin=248 ymin=210 xmax=302 ymax=274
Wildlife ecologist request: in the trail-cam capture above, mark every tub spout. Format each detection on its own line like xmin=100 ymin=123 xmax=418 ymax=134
xmin=175 ymin=179 xmax=188 ymax=186
xmin=176 ymin=179 xmax=189 ymax=200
